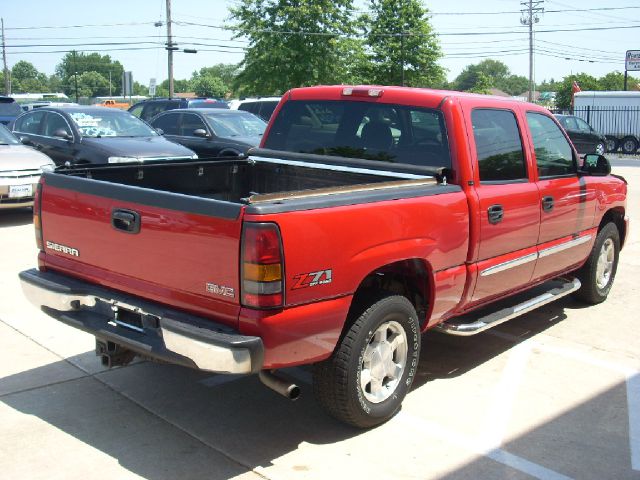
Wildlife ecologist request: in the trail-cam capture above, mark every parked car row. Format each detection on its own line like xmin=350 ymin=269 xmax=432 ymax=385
xmin=0 ymin=91 xmax=616 ymax=213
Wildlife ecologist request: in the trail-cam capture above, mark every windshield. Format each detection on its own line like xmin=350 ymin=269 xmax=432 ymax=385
xmin=69 ymin=110 xmax=157 ymax=138
xmin=0 ymin=99 xmax=22 ymax=116
xmin=0 ymin=124 xmax=19 ymax=145
xmin=205 ymin=112 xmax=266 ymax=138
xmin=264 ymin=100 xmax=451 ymax=169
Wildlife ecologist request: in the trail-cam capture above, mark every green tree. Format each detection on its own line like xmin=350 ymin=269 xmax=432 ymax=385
xmin=55 ymin=52 xmax=124 ymax=96
xmin=498 ymin=75 xmax=529 ymax=96
xmin=363 ymin=0 xmax=443 ymax=87
xmin=230 ymin=0 xmax=364 ymax=95
xmin=69 ymin=71 xmax=109 ymax=98
xmin=11 ymin=61 xmax=49 ymax=93
xmin=192 ymin=75 xmax=227 ymax=97
xmin=467 ymin=72 xmax=492 ymax=94
xmin=556 ymin=73 xmax=600 ymax=109
xmin=599 ymin=71 xmax=625 ymax=91
xmin=538 ymin=78 xmax=561 ymax=92
xmin=194 ymin=64 xmax=239 ymax=89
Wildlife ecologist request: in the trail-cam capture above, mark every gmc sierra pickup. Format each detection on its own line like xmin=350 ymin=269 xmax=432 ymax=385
xmin=20 ymin=86 xmax=628 ymax=428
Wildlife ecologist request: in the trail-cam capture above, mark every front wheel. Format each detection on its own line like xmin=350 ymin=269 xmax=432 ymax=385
xmin=595 ymin=141 xmax=605 ymax=156
xmin=313 ymin=295 xmax=421 ymax=428
xmin=574 ymin=223 xmax=620 ymax=304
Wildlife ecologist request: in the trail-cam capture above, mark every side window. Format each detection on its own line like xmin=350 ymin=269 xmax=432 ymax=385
xmin=526 ymin=112 xmax=576 ymax=177
xmin=14 ymin=111 xmax=45 ymax=134
xmin=238 ymin=102 xmax=257 ymax=114
xmin=129 ymin=104 xmax=144 ymax=118
xmin=575 ymin=118 xmax=592 ymax=133
xmin=142 ymin=102 xmax=170 ymax=122
xmin=561 ymin=116 xmax=578 ymax=131
xmin=151 ymin=113 xmax=180 ymax=135
xmin=181 ymin=113 xmax=207 ymax=136
xmin=42 ymin=113 xmax=72 ymax=137
xmin=472 ymin=109 xmax=527 ymax=182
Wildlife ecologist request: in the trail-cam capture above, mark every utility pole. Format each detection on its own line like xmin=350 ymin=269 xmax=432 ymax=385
xmin=1 ymin=18 xmax=10 ymax=95
xmin=72 ymin=50 xmax=79 ymax=103
xmin=520 ymin=0 xmax=544 ymax=102
xmin=166 ymin=0 xmax=174 ymax=98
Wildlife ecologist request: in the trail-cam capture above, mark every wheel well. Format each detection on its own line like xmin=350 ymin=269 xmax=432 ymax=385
xmin=344 ymin=259 xmax=431 ymax=334
xmin=218 ymin=149 xmax=241 ymax=157
xmin=599 ymin=208 xmax=626 ymax=247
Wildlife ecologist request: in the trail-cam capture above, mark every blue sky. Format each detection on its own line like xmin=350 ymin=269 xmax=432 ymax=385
xmin=2 ymin=0 xmax=639 ymax=88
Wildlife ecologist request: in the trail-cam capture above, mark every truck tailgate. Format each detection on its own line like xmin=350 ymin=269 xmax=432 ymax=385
xmin=39 ymin=175 xmax=244 ymax=327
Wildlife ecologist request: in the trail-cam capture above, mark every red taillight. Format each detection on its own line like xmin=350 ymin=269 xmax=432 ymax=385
xmin=34 ymin=178 xmax=44 ymax=250
xmin=241 ymin=223 xmax=284 ymax=308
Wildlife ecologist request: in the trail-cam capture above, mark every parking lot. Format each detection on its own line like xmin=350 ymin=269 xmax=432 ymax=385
xmin=1 ymin=160 xmax=639 ymax=480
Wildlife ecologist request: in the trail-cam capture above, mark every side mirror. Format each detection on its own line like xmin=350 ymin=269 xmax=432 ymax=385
xmin=582 ymin=154 xmax=611 ymax=176
xmin=155 ymin=128 xmax=164 ymax=135
xmin=193 ymin=128 xmax=210 ymax=138
xmin=19 ymin=136 xmax=31 ymax=145
xmin=53 ymin=129 xmax=72 ymax=141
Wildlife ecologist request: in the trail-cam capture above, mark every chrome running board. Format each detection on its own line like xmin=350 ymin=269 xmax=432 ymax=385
xmin=436 ymin=277 xmax=581 ymax=336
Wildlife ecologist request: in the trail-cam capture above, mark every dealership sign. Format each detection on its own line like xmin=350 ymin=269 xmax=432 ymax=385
xmin=626 ymin=50 xmax=640 ymax=71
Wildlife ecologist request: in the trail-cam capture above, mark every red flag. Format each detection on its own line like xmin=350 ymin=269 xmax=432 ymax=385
xmin=571 ymin=81 xmax=581 ymax=109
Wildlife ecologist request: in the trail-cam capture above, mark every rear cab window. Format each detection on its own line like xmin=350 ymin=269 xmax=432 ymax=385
xmin=471 ymin=109 xmax=527 ymax=183
xmin=263 ymin=100 xmax=451 ymax=170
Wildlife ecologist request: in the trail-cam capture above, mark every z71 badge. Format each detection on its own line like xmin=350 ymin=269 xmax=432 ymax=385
xmin=206 ymin=283 xmax=235 ymax=298
xmin=292 ymin=269 xmax=332 ymax=289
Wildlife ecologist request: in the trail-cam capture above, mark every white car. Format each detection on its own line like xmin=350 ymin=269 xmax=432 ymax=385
xmin=0 ymin=124 xmax=55 ymax=209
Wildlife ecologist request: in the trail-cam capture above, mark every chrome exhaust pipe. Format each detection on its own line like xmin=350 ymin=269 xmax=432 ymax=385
xmin=259 ymin=370 xmax=301 ymax=401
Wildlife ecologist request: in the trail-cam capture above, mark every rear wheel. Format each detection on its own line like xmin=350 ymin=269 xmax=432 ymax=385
xmin=313 ymin=295 xmax=420 ymax=428
xmin=605 ymin=136 xmax=619 ymax=153
xmin=574 ymin=223 xmax=620 ymax=304
xmin=621 ymin=136 xmax=638 ymax=154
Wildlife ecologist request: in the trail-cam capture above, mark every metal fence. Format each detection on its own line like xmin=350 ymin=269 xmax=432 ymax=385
xmin=552 ymin=106 xmax=640 ymax=155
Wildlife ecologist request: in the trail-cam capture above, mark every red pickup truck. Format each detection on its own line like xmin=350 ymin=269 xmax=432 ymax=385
xmin=20 ymin=86 xmax=628 ymax=428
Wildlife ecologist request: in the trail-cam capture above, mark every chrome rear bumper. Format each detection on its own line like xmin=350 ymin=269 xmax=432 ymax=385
xmin=19 ymin=268 xmax=263 ymax=374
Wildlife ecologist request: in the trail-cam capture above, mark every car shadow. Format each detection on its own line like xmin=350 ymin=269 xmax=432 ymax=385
xmin=0 ymin=208 xmax=33 ymax=227
xmin=412 ymin=290 xmax=583 ymax=389
xmin=0 ymin=291 xmax=588 ymax=479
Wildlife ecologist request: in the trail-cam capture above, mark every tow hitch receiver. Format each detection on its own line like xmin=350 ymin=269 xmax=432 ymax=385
xmin=96 ymin=339 xmax=136 ymax=368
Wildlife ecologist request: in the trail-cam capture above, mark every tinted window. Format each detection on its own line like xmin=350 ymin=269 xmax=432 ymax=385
xmin=575 ymin=117 xmax=592 ymax=133
xmin=526 ymin=112 xmax=575 ymax=177
xmin=43 ymin=112 xmax=73 ymax=137
xmin=257 ymin=101 xmax=279 ymax=121
xmin=560 ymin=116 xmax=578 ymax=131
xmin=264 ymin=100 xmax=451 ymax=168
xmin=0 ymin=124 xmax=19 ymax=144
xmin=181 ymin=113 xmax=207 ymax=136
xmin=14 ymin=110 xmax=46 ymax=134
xmin=472 ymin=109 xmax=526 ymax=182
xmin=238 ymin=102 xmax=258 ymax=115
xmin=0 ymin=98 xmax=21 ymax=116
xmin=142 ymin=101 xmax=180 ymax=121
xmin=129 ymin=104 xmax=144 ymax=118
xmin=204 ymin=112 xmax=266 ymax=138
xmin=151 ymin=113 xmax=180 ymax=135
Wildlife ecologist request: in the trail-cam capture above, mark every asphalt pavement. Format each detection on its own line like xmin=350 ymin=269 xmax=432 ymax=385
xmin=0 ymin=162 xmax=639 ymax=480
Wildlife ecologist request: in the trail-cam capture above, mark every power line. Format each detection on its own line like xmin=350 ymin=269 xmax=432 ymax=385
xmin=4 ymin=21 xmax=156 ymax=30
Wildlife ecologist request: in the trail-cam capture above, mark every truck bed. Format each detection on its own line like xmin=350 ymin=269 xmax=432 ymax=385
xmin=62 ymin=150 xmax=438 ymax=205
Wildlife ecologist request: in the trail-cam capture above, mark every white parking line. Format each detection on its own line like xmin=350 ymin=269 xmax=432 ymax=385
xmin=482 ymin=340 xmax=533 ymax=449
xmin=489 ymin=329 xmax=640 ymax=472
xmin=396 ymin=413 xmax=573 ymax=480
xmin=627 ymin=373 xmax=640 ymax=471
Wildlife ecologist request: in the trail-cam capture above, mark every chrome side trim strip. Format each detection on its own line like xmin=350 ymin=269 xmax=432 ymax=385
xmin=480 ymin=253 xmax=537 ymax=277
xmin=538 ymin=234 xmax=592 ymax=258
xmin=480 ymin=234 xmax=593 ymax=276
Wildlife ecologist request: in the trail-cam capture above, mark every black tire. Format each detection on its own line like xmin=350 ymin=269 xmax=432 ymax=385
xmin=621 ymin=136 xmax=638 ymax=155
xmin=574 ymin=223 xmax=620 ymax=304
xmin=313 ymin=295 xmax=420 ymax=428
xmin=605 ymin=136 xmax=619 ymax=153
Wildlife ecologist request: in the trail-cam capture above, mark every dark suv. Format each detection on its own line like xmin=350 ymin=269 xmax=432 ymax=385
xmin=129 ymin=98 xmax=229 ymax=122
xmin=0 ymin=96 xmax=22 ymax=126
